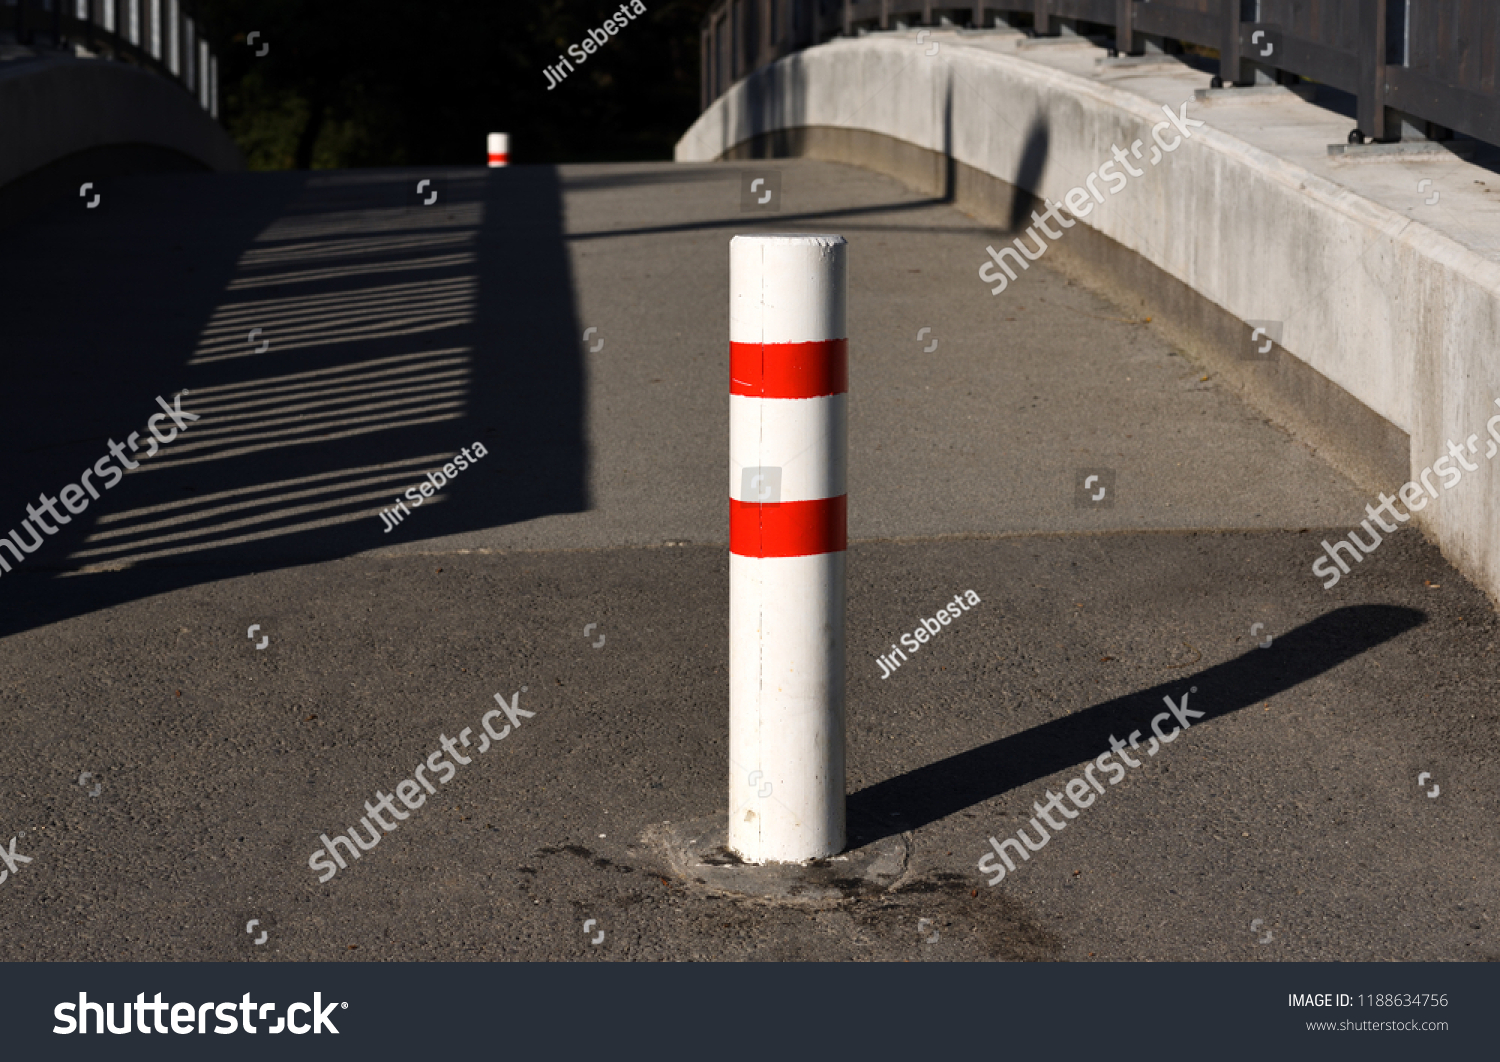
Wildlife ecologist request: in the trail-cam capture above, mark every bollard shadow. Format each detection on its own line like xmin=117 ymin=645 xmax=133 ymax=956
xmin=0 ymin=164 xmax=587 ymax=639
xmin=845 ymin=605 xmax=1426 ymax=848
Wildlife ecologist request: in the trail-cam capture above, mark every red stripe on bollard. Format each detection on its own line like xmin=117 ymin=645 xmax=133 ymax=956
xmin=729 ymin=495 xmax=847 ymax=558
xmin=730 ymin=339 xmax=848 ymax=399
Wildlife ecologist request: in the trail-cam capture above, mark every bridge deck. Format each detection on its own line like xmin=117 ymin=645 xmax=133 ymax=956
xmin=0 ymin=158 xmax=1490 ymax=960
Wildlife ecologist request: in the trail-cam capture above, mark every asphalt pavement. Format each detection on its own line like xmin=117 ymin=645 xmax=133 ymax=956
xmin=0 ymin=157 xmax=1494 ymax=961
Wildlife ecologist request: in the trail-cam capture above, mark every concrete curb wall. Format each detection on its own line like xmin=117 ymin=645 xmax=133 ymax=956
xmin=716 ymin=123 xmax=1413 ymax=510
xmin=676 ymin=37 xmax=1500 ymax=604
xmin=0 ymin=56 xmax=241 ymax=222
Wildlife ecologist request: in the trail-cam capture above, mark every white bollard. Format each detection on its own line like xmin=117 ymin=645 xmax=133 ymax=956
xmin=728 ymin=233 xmax=848 ymax=864
xmin=487 ymin=132 xmax=509 ymax=168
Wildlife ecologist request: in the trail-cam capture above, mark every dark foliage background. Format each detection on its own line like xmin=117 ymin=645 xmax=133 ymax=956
xmin=190 ymin=0 xmax=716 ymax=169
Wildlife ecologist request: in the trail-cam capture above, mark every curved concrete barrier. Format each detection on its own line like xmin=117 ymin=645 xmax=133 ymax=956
xmin=0 ymin=55 xmax=241 ymax=226
xmin=677 ymin=32 xmax=1500 ymax=604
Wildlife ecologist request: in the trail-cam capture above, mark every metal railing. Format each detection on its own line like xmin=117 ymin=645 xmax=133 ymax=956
xmin=3 ymin=0 xmax=220 ymax=120
xmin=700 ymin=1 xmax=1500 ymax=148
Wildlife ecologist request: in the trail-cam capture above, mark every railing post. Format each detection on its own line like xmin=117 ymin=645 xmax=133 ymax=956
xmin=1115 ymin=0 xmax=1134 ymax=54
xmin=1220 ymin=0 xmax=1243 ymax=85
xmin=761 ymin=0 xmax=770 ymax=67
xmin=879 ymin=0 xmax=887 ymax=31
xmin=748 ymin=0 xmax=757 ymax=76
xmin=1357 ymin=0 xmax=1390 ymax=140
xmin=749 ymin=0 xmax=757 ymax=70
xmin=842 ymin=0 xmax=850 ymax=37
xmin=1035 ymin=0 xmax=1049 ymax=37
xmin=719 ymin=12 xmax=727 ymax=99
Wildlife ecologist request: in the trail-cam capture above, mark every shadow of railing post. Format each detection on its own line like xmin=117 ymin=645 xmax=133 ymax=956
xmin=0 ymin=163 xmax=588 ymax=641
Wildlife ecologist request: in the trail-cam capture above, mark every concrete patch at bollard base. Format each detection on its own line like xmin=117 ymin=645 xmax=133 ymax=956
xmin=647 ymin=814 xmax=908 ymax=906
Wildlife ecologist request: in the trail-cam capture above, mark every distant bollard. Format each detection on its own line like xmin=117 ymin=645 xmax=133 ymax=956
xmin=727 ymin=233 xmax=849 ymax=865
xmin=488 ymin=133 xmax=509 ymax=168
